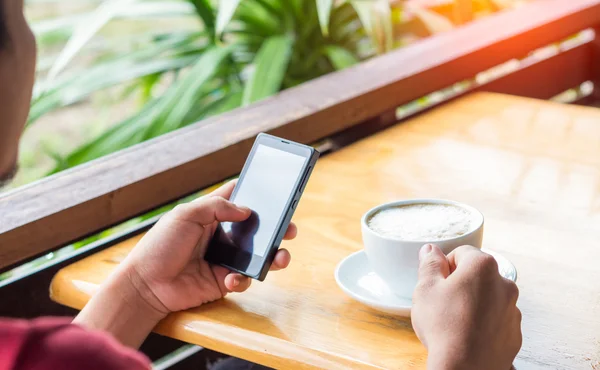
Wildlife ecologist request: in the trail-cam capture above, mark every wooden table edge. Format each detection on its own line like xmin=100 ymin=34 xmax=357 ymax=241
xmin=50 ymin=270 xmax=390 ymax=370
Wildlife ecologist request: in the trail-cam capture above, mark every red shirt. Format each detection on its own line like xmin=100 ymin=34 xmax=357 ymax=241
xmin=0 ymin=317 xmax=150 ymax=370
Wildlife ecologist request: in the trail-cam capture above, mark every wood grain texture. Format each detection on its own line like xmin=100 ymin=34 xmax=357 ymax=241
xmin=51 ymin=93 xmax=600 ymax=369
xmin=2 ymin=0 xmax=600 ymax=271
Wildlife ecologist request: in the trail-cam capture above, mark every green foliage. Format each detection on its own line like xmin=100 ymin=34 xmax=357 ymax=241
xmin=33 ymin=0 xmax=383 ymax=174
xmin=242 ymin=35 xmax=294 ymax=106
xmin=316 ymin=0 xmax=333 ymax=36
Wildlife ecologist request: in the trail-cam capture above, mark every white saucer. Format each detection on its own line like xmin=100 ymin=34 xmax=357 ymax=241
xmin=335 ymin=249 xmax=517 ymax=317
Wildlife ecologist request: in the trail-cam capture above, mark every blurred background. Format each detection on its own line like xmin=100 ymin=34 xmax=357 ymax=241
xmin=13 ymin=0 xmax=532 ymax=188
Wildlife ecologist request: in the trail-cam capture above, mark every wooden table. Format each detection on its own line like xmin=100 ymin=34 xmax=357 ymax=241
xmin=50 ymin=93 xmax=600 ymax=369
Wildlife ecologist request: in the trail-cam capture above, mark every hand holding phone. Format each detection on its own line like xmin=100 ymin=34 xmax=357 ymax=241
xmin=93 ymin=179 xmax=297 ymax=328
xmin=205 ymin=133 xmax=319 ymax=280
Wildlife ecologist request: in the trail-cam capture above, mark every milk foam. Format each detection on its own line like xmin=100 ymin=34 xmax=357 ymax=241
xmin=367 ymin=203 xmax=476 ymax=241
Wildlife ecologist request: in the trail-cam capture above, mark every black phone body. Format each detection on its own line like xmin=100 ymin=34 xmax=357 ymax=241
xmin=204 ymin=133 xmax=319 ymax=281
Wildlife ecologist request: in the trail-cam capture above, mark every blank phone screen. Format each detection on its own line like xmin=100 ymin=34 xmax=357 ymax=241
xmin=216 ymin=144 xmax=307 ymax=257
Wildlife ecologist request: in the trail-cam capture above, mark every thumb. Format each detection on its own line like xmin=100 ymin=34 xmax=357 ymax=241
xmin=417 ymin=244 xmax=450 ymax=284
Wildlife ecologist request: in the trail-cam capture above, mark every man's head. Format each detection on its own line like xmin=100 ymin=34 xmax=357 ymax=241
xmin=0 ymin=1 xmax=37 ymax=186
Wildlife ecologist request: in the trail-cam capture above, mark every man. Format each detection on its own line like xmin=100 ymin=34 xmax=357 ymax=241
xmin=0 ymin=2 xmax=521 ymax=369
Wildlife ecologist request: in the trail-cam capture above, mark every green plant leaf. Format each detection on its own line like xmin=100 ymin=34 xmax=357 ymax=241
xmin=29 ymin=32 xmax=205 ymax=124
xmin=316 ymin=0 xmax=333 ymax=36
xmin=45 ymin=0 xmax=140 ymax=84
xmin=159 ymin=45 xmax=235 ymax=134
xmin=50 ymin=98 xmax=162 ymax=173
xmin=215 ymin=0 xmax=242 ymax=37
xmin=30 ymin=54 xmax=199 ymax=124
xmin=205 ymin=91 xmax=243 ymax=116
xmin=31 ymin=14 xmax=85 ymax=36
xmin=323 ymin=45 xmax=358 ymax=70
xmin=184 ymin=90 xmax=243 ymax=122
xmin=253 ymin=0 xmax=283 ymax=17
xmin=242 ymin=35 xmax=294 ymax=106
xmin=35 ymin=0 xmax=373 ymax=180
xmin=138 ymin=73 xmax=163 ymax=103
xmin=236 ymin=1 xmax=282 ymax=35
xmin=188 ymin=0 xmax=216 ymax=39
xmin=375 ymin=0 xmax=393 ymax=53
xmin=351 ymin=0 xmax=393 ymax=53
xmin=351 ymin=1 xmax=373 ymax=33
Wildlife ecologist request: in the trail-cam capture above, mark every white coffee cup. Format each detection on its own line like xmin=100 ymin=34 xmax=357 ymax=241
xmin=361 ymin=199 xmax=484 ymax=299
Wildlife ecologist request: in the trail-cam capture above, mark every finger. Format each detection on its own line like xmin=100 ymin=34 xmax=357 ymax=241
xmin=510 ymin=307 xmax=523 ymax=357
xmin=192 ymin=180 xmax=237 ymax=204
xmin=417 ymin=244 xmax=451 ymax=285
xmin=504 ymin=278 xmax=520 ymax=305
xmin=208 ymin=179 xmax=238 ymax=200
xmin=171 ymin=196 xmax=251 ymax=226
xmin=446 ymin=245 xmax=484 ymax=272
xmin=282 ymin=223 xmax=297 ymax=240
xmin=211 ymin=265 xmax=232 ymax=295
xmin=224 ymin=273 xmax=252 ymax=293
xmin=270 ymin=249 xmax=291 ymax=271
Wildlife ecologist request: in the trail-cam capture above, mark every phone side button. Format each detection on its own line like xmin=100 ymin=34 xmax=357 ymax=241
xmin=292 ymin=200 xmax=298 ymax=209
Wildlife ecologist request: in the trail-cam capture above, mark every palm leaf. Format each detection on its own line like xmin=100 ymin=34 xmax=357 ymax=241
xmin=351 ymin=0 xmax=393 ymax=53
xmin=215 ymin=0 xmax=242 ymax=37
xmin=236 ymin=1 xmax=282 ymax=35
xmin=32 ymin=55 xmax=198 ymax=121
xmin=316 ymin=0 xmax=333 ymax=36
xmin=351 ymin=1 xmax=373 ymax=33
xmin=204 ymin=91 xmax=243 ymax=116
xmin=50 ymin=98 xmax=163 ymax=173
xmin=32 ymin=2 xmax=195 ymax=39
xmin=188 ymin=0 xmax=216 ymax=39
xmin=158 ymin=45 xmax=235 ymax=134
xmin=183 ymin=90 xmax=243 ymax=123
xmin=375 ymin=0 xmax=393 ymax=53
xmin=323 ymin=45 xmax=358 ymax=70
xmin=30 ymin=34 xmax=204 ymax=124
xmin=253 ymin=0 xmax=283 ymax=17
xmin=242 ymin=35 xmax=294 ymax=106
xmin=45 ymin=0 xmax=140 ymax=84
xmin=37 ymin=0 xmax=374 ymax=180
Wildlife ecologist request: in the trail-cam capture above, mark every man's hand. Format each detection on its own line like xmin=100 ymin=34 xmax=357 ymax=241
xmin=412 ymin=245 xmax=522 ymax=370
xmin=75 ymin=180 xmax=296 ymax=348
xmin=123 ymin=179 xmax=296 ymax=315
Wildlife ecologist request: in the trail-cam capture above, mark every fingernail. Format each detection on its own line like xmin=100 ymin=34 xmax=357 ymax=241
xmin=232 ymin=277 xmax=240 ymax=287
xmin=419 ymin=244 xmax=433 ymax=261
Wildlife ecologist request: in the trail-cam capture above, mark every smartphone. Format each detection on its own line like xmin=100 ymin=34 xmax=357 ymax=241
xmin=204 ymin=133 xmax=319 ymax=281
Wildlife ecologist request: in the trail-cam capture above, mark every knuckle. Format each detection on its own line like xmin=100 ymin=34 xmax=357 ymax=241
xmin=170 ymin=203 xmax=190 ymax=216
xmin=505 ymin=280 xmax=520 ymax=302
xmin=212 ymin=196 xmax=228 ymax=206
xmin=453 ymin=245 xmax=478 ymax=256
xmin=515 ymin=307 xmax=523 ymax=323
xmin=457 ymin=245 xmax=476 ymax=252
xmin=475 ymin=253 xmax=499 ymax=274
xmin=422 ymin=256 xmax=441 ymax=271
